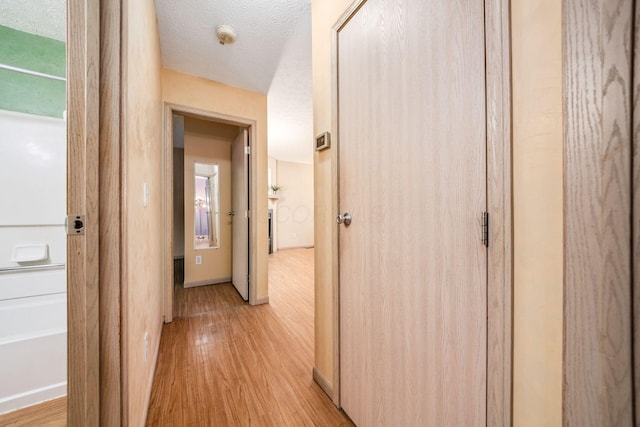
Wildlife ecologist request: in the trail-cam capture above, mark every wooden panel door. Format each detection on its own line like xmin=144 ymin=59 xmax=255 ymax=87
xmin=337 ymin=0 xmax=487 ymax=425
xmin=232 ymin=128 xmax=249 ymax=300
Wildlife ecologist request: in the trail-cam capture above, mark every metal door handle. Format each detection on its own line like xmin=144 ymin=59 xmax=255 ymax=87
xmin=336 ymin=212 xmax=352 ymax=226
xmin=228 ymin=211 xmax=235 ymax=216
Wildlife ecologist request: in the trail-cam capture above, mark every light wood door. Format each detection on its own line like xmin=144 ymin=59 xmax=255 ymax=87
xmin=337 ymin=0 xmax=487 ymax=425
xmin=67 ymin=0 xmax=101 ymax=423
xmin=232 ymin=128 xmax=249 ymax=300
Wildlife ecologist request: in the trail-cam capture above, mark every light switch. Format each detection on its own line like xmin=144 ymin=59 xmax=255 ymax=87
xmin=143 ymin=183 xmax=149 ymax=207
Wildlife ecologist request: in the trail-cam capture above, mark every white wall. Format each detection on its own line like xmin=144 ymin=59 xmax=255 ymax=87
xmin=268 ymin=156 xmax=279 ymax=252
xmin=0 ymin=110 xmax=67 ymax=414
xmin=276 ymin=160 xmax=314 ymax=249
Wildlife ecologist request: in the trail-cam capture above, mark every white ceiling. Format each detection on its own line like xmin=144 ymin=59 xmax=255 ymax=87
xmin=155 ymin=0 xmax=313 ymax=164
xmin=155 ymin=0 xmax=309 ymax=95
xmin=0 ymin=0 xmax=65 ymax=41
xmin=267 ymin=8 xmax=313 ymax=164
xmin=2 ymin=0 xmax=314 ymax=164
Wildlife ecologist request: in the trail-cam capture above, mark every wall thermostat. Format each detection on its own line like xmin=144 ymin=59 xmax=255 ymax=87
xmin=315 ymin=131 xmax=330 ymax=151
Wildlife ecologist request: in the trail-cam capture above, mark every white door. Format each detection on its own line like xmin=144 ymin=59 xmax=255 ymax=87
xmin=337 ymin=0 xmax=487 ymax=425
xmin=231 ymin=128 xmax=249 ymax=300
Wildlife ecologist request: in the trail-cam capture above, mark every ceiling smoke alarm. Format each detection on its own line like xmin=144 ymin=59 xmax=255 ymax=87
xmin=216 ymin=25 xmax=237 ymax=45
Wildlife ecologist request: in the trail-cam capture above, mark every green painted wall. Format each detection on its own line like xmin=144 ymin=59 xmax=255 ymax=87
xmin=0 ymin=26 xmax=65 ymax=118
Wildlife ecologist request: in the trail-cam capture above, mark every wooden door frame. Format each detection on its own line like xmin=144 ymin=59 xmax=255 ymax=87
xmin=67 ymin=0 xmax=123 ymax=424
xmin=162 ymin=103 xmax=259 ymax=322
xmin=329 ymin=0 xmax=513 ymax=424
xmin=563 ymin=0 xmax=634 ymax=424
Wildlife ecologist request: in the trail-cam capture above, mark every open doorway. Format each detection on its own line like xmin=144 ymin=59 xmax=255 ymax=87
xmin=163 ymin=104 xmax=260 ymax=322
xmin=171 ymin=114 xmax=249 ymax=318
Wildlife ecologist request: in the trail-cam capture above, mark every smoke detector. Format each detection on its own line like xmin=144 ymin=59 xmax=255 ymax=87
xmin=216 ymin=25 xmax=237 ymax=45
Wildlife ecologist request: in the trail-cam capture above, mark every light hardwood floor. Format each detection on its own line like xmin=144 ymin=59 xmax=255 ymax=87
xmin=147 ymin=248 xmax=353 ymax=426
xmin=0 ymin=397 xmax=66 ymax=427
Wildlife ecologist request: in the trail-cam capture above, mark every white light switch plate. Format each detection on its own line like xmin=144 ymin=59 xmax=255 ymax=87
xmin=143 ymin=183 xmax=149 ymax=207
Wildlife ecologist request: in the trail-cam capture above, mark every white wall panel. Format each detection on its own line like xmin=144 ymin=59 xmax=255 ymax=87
xmin=0 ymin=294 xmax=66 ymax=340
xmin=0 ymin=110 xmax=66 ymax=226
xmin=0 ymin=109 xmax=67 ymax=414
xmin=0 ymin=331 xmax=66 ymax=414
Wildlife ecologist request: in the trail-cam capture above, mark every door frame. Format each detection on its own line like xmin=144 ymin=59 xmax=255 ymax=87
xmin=330 ymin=0 xmax=513 ymax=424
xmin=67 ymin=0 xmax=123 ymax=424
xmin=162 ymin=103 xmax=258 ymax=321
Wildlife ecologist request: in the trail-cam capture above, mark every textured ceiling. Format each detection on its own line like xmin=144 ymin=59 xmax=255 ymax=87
xmin=156 ymin=0 xmax=313 ymax=164
xmin=267 ymin=8 xmax=313 ymax=164
xmin=0 ymin=0 xmax=65 ymax=41
xmin=155 ymin=0 xmax=309 ymax=95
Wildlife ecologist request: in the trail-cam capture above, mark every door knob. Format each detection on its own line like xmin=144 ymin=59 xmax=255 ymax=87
xmin=336 ymin=212 xmax=352 ymax=226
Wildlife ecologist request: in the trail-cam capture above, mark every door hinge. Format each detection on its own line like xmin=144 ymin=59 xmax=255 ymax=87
xmin=245 ymin=210 xmax=250 ymax=218
xmin=481 ymin=212 xmax=489 ymax=247
xmin=246 ymin=274 xmax=250 ymax=284
xmin=245 ymin=146 xmax=250 ymax=155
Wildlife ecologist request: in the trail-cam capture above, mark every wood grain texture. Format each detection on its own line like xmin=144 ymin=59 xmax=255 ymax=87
xmin=67 ymin=0 xmax=100 ymax=425
xmin=0 ymin=397 xmax=67 ymax=427
xmin=121 ymin=1 xmax=165 ymax=424
xmin=147 ymin=249 xmax=353 ymax=426
xmin=484 ymin=0 xmax=513 ymax=425
xmin=635 ymin=0 xmax=640 ymax=419
xmin=99 ymin=0 xmax=122 ymax=424
xmin=563 ymin=0 xmax=634 ymax=425
xmin=337 ymin=0 xmax=487 ymax=425
xmin=174 ymin=281 xmax=244 ymax=319
xmin=330 ymin=2 xmax=360 ymax=406
xmin=328 ymin=0 xmax=512 ymax=419
xmin=268 ymin=248 xmax=315 ymax=358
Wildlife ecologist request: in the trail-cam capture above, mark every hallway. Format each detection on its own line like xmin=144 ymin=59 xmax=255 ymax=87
xmin=146 ymin=248 xmax=352 ymax=426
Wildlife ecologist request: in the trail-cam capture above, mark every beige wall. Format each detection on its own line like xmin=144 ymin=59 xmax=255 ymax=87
xmin=311 ymin=0 xmax=564 ymax=420
xmin=512 ymin=0 xmax=563 ymax=425
xmin=311 ymin=0 xmax=353 ymax=387
xmin=276 ymin=161 xmax=314 ymax=249
xmin=162 ymin=69 xmax=269 ymax=302
xmin=123 ymin=0 xmax=164 ymax=424
xmin=183 ymin=117 xmax=234 ymax=285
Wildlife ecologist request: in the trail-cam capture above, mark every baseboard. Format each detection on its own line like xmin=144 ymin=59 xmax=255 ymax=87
xmin=141 ymin=319 xmax=163 ymax=426
xmin=183 ymin=277 xmax=231 ymax=288
xmin=277 ymin=245 xmax=314 ymax=250
xmin=0 ymin=382 xmax=66 ymax=415
xmin=312 ymin=367 xmax=334 ymax=400
xmin=252 ymin=296 xmax=269 ymax=305
xmin=0 ymin=328 xmax=67 ymax=415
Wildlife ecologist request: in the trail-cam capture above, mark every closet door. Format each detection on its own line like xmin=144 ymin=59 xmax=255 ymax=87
xmin=337 ymin=0 xmax=488 ymax=425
